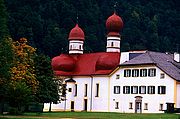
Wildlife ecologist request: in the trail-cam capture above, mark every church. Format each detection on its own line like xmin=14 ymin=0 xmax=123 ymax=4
xmin=43 ymin=12 xmax=180 ymax=113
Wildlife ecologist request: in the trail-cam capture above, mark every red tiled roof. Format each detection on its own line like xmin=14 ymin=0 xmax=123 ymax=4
xmin=52 ymin=52 xmax=120 ymax=76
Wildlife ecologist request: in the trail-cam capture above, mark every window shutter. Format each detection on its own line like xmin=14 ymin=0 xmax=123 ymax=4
xmin=123 ymin=86 xmax=125 ymax=94
xmin=131 ymin=86 xmax=133 ymax=94
xmin=158 ymin=86 xmax=160 ymax=94
xmin=114 ymin=86 xmax=116 ymax=94
xmin=139 ymin=86 xmax=141 ymax=94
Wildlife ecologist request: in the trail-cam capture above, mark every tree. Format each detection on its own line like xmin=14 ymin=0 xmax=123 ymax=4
xmin=34 ymin=54 xmax=59 ymax=112
xmin=0 ymin=0 xmax=14 ymax=114
xmin=6 ymin=81 xmax=33 ymax=114
xmin=11 ymin=38 xmax=38 ymax=92
xmin=0 ymin=0 xmax=9 ymax=40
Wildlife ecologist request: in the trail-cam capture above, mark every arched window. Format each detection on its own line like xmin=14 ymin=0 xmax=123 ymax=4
xmin=79 ymin=45 xmax=82 ymax=50
xmin=70 ymin=45 xmax=72 ymax=50
xmin=111 ymin=42 xmax=114 ymax=47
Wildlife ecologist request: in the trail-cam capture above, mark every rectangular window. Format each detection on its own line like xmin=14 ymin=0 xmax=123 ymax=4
xmin=148 ymin=86 xmax=155 ymax=94
xmin=158 ymin=86 xmax=166 ymax=94
xmin=123 ymin=86 xmax=130 ymax=94
xmin=144 ymin=103 xmax=148 ymax=110
xmin=74 ymin=84 xmax=77 ymax=96
xmin=148 ymin=68 xmax=156 ymax=77
xmin=95 ymin=83 xmax=99 ymax=97
xmin=84 ymin=84 xmax=88 ymax=97
xmin=68 ymin=88 xmax=72 ymax=92
xmin=139 ymin=86 xmax=146 ymax=94
xmin=115 ymin=102 xmax=119 ymax=109
xmin=160 ymin=73 xmax=165 ymax=79
xmin=132 ymin=69 xmax=139 ymax=77
xmin=131 ymin=86 xmax=138 ymax=94
xmin=159 ymin=104 xmax=163 ymax=111
xmin=62 ymin=84 xmax=67 ymax=97
xmin=140 ymin=69 xmax=147 ymax=77
xmin=129 ymin=102 xmax=133 ymax=109
xmin=114 ymin=86 xmax=120 ymax=94
xmin=124 ymin=69 xmax=131 ymax=77
xmin=116 ymin=74 xmax=120 ymax=79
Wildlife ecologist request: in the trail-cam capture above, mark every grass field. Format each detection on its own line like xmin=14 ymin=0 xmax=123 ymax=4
xmin=0 ymin=112 xmax=180 ymax=119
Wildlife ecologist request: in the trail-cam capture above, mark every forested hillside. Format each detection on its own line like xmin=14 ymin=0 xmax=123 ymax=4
xmin=4 ymin=0 xmax=180 ymax=57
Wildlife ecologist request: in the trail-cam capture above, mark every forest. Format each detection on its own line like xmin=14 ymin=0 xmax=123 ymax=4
xmin=3 ymin=0 xmax=180 ymax=58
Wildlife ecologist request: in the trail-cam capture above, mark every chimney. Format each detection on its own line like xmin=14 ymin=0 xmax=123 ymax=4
xmin=174 ymin=52 xmax=180 ymax=62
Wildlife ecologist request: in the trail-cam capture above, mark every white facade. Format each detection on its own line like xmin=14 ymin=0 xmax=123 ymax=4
xmin=44 ymin=63 xmax=180 ymax=113
xmin=106 ymin=36 xmax=121 ymax=52
xmin=69 ymin=40 xmax=84 ymax=54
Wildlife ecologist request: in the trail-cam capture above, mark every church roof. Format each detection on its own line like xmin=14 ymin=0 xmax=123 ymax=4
xmin=52 ymin=52 xmax=120 ymax=76
xmin=121 ymin=51 xmax=180 ymax=81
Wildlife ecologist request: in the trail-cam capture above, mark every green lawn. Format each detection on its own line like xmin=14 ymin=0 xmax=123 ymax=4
xmin=0 ymin=112 xmax=180 ymax=119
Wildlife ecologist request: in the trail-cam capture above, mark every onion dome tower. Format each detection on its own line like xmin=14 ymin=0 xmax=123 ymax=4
xmin=106 ymin=12 xmax=123 ymax=52
xmin=68 ymin=24 xmax=85 ymax=54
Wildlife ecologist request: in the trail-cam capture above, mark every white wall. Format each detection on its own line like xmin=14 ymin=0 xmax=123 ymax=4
xmin=177 ymin=84 xmax=180 ymax=108
xmin=110 ymin=65 xmax=175 ymax=113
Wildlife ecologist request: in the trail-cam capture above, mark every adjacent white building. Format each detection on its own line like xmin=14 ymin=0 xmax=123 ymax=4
xmin=43 ymin=12 xmax=180 ymax=113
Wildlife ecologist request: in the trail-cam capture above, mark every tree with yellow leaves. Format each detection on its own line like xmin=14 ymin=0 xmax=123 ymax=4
xmin=11 ymin=38 xmax=38 ymax=92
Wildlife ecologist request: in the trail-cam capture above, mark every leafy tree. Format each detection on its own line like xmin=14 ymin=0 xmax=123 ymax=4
xmin=0 ymin=0 xmax=14 ymax=114
xmin=34 ymin=54 xmax=59 ymax=112
xmin=6 ymin=81 xmax=33 ymax=114
xmin=11 ymin=38 xmax=38 ymax=92
xmin=0 ymin=0 xmax=9 ymax=40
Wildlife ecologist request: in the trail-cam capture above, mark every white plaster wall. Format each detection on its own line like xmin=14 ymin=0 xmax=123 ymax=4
xmin=177 ymin=84 xmax=180 ymax=108
xmin=69 ymin=40 xmax=83 ymax=54
xmin=120 ymin=52 xmax=129 ymax=64
xmin=106 ymin=37 xmax=120 ymax=53
xmin=110 ymin=65 xmax=175 ymax=113
xmin=91 ymin=76 xmax=109 ymax=112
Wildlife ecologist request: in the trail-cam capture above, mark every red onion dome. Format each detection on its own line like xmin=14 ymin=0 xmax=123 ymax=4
xmin=106 ymin=12 xmax=123 ymax=36
xmin=51 ymin=54 xmax=76 ymax=72
xmin=68 ymin=24 xmax=85 ymax=41
xmin=96 ymin=53 xmax=120 ymax=70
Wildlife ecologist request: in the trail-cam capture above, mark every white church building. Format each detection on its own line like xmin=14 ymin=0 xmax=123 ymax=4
xmin=43 ymin=12 xmax=180 ymax=113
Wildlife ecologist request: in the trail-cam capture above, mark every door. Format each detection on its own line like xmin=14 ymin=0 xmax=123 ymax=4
xmin=135 ymin=102 xmax=142 ymax=113
xmin=135 ymin=96 xmax=142 ymax=113
xmin=71 ymin=101 xmax=74 ymax=111
xmin=84 ymin=99 xmax=87 ymax=111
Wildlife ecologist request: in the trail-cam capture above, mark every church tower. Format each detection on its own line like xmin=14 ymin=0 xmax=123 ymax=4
xmin=68 ymin=24 xmax=85 ymax=54
xmin=106 ymin=12 xmax=123 ymax=52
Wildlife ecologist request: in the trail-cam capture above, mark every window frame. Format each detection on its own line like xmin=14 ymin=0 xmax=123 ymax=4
xmin=158 ymin=86 xmax=166 ymax=94
xmin=123 ymin=86 xmax=130 ymax=94
xmin=159 ymin=104 xmax=163 ymax=111
xmin=84 ymin=84 xmax=88 ymax=97
xmin=114 ymin=86 xmax=120 ymax=94
xmin=144 ymin=103 xmax=148 ymax=110
xmin=139 ymin=86 xmax=146 ymax=94
xmin=124 ymin=69 xmax=131 ymax=77
xmin=131 ymin=86 xmax=138 ymax=94
xmin=115 ymin=102 xmax=119 ymax=109
xmin=148 ymin=68 xmax=156 ymax=77
xmin=132 ymin=69 xmax=139 ymax=77
xmin=74 ymin=84 xmax=77 ymax=96
xmin=95 ymin=83 xmax=99 ymax=97
xmin=148 ymin=86 xmax=155 ymax=94
xmin=116 ymin=74 xmax=120 ymax=79
xmin=140 ymin=69 xmax=147 ymax=77
xmin=129 ymin=102 xmax=133 ymax=109
xmin=160 ymin=73 xmax=165 ymax=79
